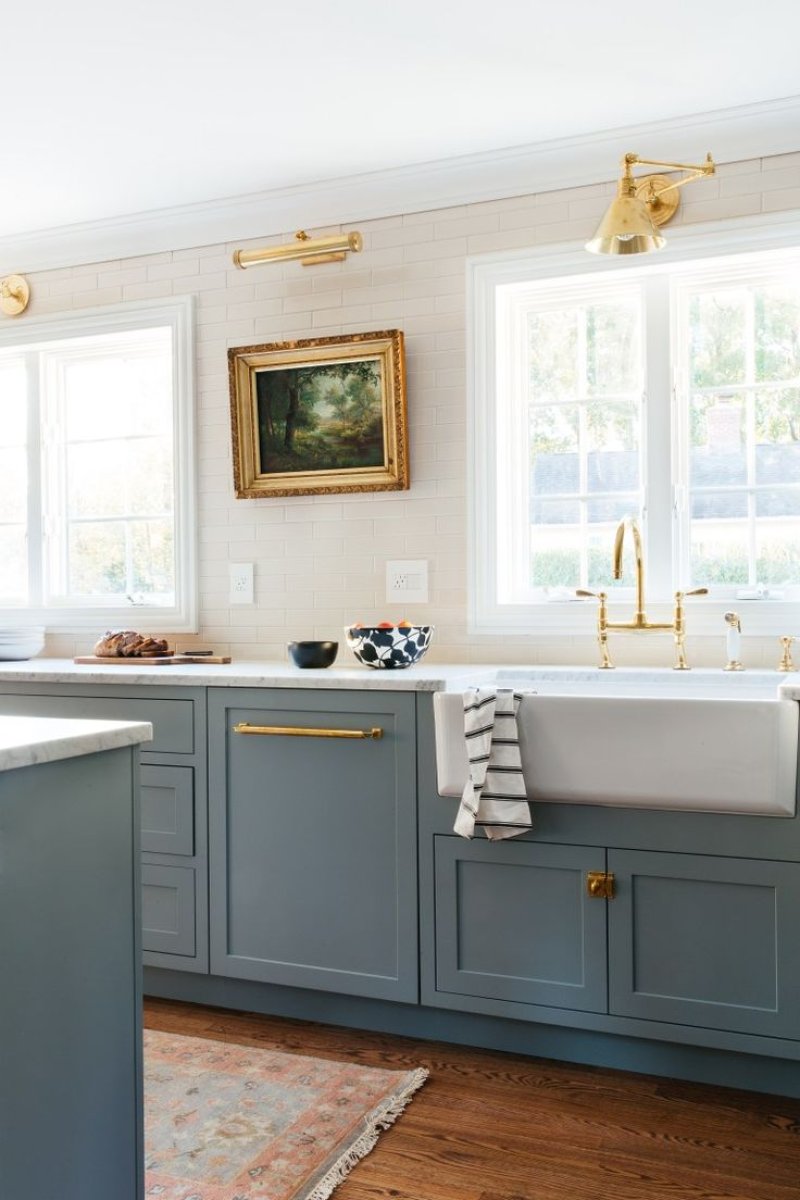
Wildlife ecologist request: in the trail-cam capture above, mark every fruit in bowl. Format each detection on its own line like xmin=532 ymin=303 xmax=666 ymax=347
xmin=344 ymin=622 xmax=434 ymax=670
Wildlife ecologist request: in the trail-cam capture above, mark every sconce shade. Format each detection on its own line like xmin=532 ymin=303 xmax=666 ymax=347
xmin=585 ymin=194 xmax=666 ymax=256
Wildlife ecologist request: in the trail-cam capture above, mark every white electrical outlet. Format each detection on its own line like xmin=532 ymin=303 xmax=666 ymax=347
xmin=229 ymin=562 xmax=254 ymax=605
xmin=386 ymin=560 xmax=428 ymax=604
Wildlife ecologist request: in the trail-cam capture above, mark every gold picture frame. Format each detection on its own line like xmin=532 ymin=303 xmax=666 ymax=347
xmin=228 ymin=330 xmax=408 ymax=498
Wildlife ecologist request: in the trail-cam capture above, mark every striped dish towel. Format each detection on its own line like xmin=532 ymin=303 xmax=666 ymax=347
xmin=454 ymin=688 xmax=531 ymax=841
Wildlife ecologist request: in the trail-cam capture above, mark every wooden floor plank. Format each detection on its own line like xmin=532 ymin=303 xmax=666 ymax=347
xmin=143 ymin=998 xmax=800 ymax=1200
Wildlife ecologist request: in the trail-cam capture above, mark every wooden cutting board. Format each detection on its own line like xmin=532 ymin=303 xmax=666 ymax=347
xmin=73 ymin=655 xmax=232 ymax=665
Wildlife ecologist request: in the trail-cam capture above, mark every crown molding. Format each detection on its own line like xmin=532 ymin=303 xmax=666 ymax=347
xmin=3 ymin=94 xmax=799 ymax=274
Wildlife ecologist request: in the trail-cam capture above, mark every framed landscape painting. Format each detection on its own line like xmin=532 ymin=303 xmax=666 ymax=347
xmin=228 ymin=330 xmax=408 ymax=497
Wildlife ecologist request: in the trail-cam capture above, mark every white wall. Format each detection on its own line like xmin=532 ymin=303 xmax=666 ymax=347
xmin=33 ymin=151 xmax=800 ymax=667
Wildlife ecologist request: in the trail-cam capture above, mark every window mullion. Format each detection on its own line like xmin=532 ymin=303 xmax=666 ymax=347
xmin=24 ymin=352 xmax=44 ymax=607
xmin=642 ymin=275 xmax=673 ymax=600
xmin=577 ymin=308 xmax=588 ymax=587
xmin=744 ymin=294 xmax=758 ymax=586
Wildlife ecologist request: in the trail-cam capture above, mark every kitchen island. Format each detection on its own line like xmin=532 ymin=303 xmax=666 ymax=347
xmin=0 ymin=714 xmax=152 ymax=1200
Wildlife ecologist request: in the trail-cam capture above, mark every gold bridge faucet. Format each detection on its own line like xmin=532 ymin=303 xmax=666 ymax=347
xmin=576 ymin=516 xmax=707 ymax=670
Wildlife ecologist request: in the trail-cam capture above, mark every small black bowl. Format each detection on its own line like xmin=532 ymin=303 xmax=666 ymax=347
xmin=287 ymin=640 xmax=339 ymax=669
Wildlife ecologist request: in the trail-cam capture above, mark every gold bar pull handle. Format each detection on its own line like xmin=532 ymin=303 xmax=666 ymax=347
xmin=233 ymin=722 xmax=383 ymax=740
xmin=586 ymin=871 xmax=615 ymax=899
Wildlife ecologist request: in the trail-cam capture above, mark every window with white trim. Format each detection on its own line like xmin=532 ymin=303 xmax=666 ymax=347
xmin=0 ymin=297 xmax=196 ymax=630
xmin=470 ymin=227 xmax=800 ymax=634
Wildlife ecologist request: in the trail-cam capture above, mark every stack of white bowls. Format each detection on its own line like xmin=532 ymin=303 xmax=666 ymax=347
xmin=0 ymin=626 xmax=45 ymax=661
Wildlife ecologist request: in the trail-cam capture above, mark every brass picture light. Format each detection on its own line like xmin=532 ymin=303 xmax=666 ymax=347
xmin=233 ymin=229 xmax=363 ymax=269
xmin=0 ymin=274 xmax=30 ymax=316
xmin=586 ymin=151 xmax=716 ymax=256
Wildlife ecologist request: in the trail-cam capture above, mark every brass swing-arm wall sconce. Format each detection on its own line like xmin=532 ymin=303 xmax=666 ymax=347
xmin=586 ymin=151 xmax=716 ymax=256
xmin=233 ymin=229 xmax=363 ymax=270
xmin=0 ymin=274 xmax=30 ymax=316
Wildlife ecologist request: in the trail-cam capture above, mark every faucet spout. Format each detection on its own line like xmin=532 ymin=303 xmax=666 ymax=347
xmin=613 ymin=516 xmax=646 ymax=623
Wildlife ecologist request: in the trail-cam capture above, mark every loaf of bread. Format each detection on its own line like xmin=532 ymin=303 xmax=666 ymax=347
xmin=93 ymin=630 xmax=170 ymax=658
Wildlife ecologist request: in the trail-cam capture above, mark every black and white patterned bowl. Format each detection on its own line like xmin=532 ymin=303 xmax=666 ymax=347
xmin=344 ymin=625 xmax=434 ymax=669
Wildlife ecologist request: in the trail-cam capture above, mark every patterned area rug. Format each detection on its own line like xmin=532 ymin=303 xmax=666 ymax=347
xmin=144 ymin=1029 xmax=427 ymax=1200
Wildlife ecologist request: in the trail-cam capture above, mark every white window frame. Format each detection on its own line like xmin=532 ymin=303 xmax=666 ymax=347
xmin=468 ymin=210 xmax=800 ymax=638
xmin=0 ymin=295 xmax=197 ymax=632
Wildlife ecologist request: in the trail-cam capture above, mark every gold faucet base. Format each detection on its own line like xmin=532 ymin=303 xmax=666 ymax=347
xmin=577 ymin=516 xmax=708 ymax=671
xmin=724 ymin=661 xmax=745 ymax=672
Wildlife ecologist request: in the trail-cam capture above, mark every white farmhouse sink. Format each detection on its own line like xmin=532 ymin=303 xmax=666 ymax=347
xmin=434 ymin=669 xmax=798 ymax=816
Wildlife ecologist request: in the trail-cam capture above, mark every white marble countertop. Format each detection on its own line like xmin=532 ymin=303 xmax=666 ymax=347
xmin=0 ymin=657 xmax=477 ymax=691
xmin=778 ymin=673 xmax=800 ymax=700
xmin=0 ymin=714 xmax=153 ymax=773
xmin=0 ymin=657 xmax=797 ymax=697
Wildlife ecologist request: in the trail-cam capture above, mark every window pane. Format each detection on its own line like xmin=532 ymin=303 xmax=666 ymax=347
xmin=586 ymin=301 xmax=640 ymax=396
xmin=754 ymin=286 xmax=800 ymax=382
xmin=68 ymin=522 xmax=127 ymax=595
xmin=755 ymin=489 xmax=800 ymax=518
xmin=531 ymin=497 xmax=580 ymax=524
xmin=587 ymin=495 xmax=637 ymax=524
xmin=691 ymin=490 xmax=748 ymax=519
xmin=531 ymin=406 xmax=579 ymax=494
xmin=0 ymin=362 xmax=28 ymax=585
xmin=0 ymin=448 xmax=27 ymax=523
xmin=63 ymin=336 xmax=173 ymax=441
xmin=531 ymin=525 xmax=580 ymax=588
xmin=528 ymin=309 xmax=577 ymax=402
xmin=68 ymin=444 xmax=129 ymax=518
xmin=127 ymin=440 xmax=174 ymax=515
xmin=690 ymin=289 xmax=747 ymax=387
xmin=131 ymin=519 xmax=174 ymax=598
xmin=586 ymin=402 xmax=639 ymax=492
xmin=756 ymin=524 xmax=800 ymax=585
xmin=690 ymin=395 xmax=746 ymax=487
xmin=690 ymin=493 xmax=750 ymax=584
xmin=755 ymin=390 xmax=800 ymax=485
xmin=0 ymin=358 xmax=27 ymax=446
xmin=0 ymin=526 xmax=27 ymax=601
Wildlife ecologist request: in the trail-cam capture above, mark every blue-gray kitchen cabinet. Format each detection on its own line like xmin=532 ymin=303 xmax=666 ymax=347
xmin=608 ymin=849 xmax=800 ymax=1039
xmin=207 ymin=687 xmax=418 ymax=1002
xmin=427 ymin=838 xmax=800 ymax=1041
xmin=0 ymin=684 xmax=208 ymax=973
xmin=434 ymin=835 xmax=608 ymax=1012
xmin=0 ymin=745 xmax=143 ymax=1200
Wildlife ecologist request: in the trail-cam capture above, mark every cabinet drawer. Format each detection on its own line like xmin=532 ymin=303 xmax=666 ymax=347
xmin=140 ymin=766 xmax=194 ymax=856
xmin=0 ymin=693 xmax=194 ymax=755
xmin=141 ymin=864 xmax=196 ymax=957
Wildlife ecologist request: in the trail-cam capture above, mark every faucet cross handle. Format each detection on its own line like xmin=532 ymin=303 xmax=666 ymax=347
xmin=778 ymin=636 xmax=797 ymax=673
xmin=673 ymin=587 xmax=709 ymax=671
xmin=575 ymin=589 xmax=613 ymax=670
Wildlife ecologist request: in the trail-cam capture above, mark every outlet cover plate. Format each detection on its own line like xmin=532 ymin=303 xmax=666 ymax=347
xmin=229 ymin=562 xmax=254 ymax=605
xmin=386 ymin=559 xmax=428 ymax=604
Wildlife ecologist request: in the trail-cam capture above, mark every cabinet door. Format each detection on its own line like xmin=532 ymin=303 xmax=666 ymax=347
xmin=608 ymin=850 xmax=800 ymax=1039
xmin=434 ymin=837 xmax=608 ymax=1013
xmin=208 ymin=688 xmax=418 ymax=1002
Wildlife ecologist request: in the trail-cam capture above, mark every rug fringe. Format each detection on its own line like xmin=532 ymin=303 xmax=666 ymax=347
xmin=299 ymin=1067 xmax=429 ymax=1200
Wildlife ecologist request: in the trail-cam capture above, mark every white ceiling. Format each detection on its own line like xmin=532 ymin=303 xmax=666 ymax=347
xmin=5 ymin=0 xmax=800 ymax=241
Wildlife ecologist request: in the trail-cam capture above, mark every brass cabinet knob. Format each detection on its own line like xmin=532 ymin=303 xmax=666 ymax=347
xmin=586 ymin=871 xmax=615 ymax=899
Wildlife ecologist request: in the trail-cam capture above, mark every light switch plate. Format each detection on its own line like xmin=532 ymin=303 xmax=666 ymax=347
xmin=229 ymin=562 xmax=254 ymax=605
xmin=386 ymin=560 xmax=428 ymax=604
